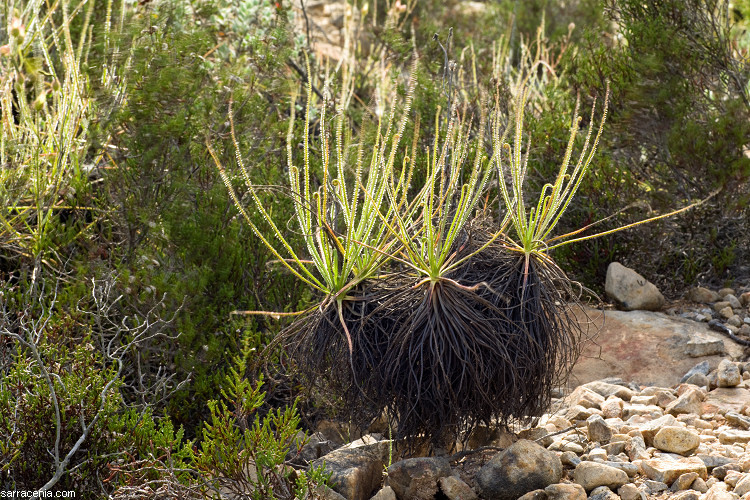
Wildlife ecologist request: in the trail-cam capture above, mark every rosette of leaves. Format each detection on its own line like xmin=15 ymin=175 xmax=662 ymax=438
xmin=354 ymin=99 xmax=528 ymax=446
xmin=211 ymin=62 xmax=417 ymax=422
xmin=481 ymin=83 xmax=611 ymax=433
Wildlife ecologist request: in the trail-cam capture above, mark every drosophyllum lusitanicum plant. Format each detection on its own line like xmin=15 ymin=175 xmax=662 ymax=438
xmin=214 ymin=58 xmax=715 ymax=448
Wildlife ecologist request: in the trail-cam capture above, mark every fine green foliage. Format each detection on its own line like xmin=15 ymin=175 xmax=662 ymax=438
xmin=191 ymin=330 xmax=329 ymax=499
xmin=565 ymin=0 xmax=750 ymax=289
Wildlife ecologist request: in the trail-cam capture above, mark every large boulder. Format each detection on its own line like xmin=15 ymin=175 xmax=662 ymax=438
xmin=570 ymin=309 xmax=744 ymax=388
xmin=476 ymin=439 xmax=562 ymax=500
xmin=605 ymin=262 xmax=665 ymax=311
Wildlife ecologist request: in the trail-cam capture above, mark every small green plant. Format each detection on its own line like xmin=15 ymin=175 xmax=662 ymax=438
xmin=190 ymin=330 xmax=329 ymax=499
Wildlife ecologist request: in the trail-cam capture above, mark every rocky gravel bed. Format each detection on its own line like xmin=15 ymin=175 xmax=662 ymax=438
xmin=294 ymin=285 xmax=750 ymax=500
xmin=305 ymin=362 xmax=750 ymax=500
xmin=671 ymin=287 xmax=750 ymax=339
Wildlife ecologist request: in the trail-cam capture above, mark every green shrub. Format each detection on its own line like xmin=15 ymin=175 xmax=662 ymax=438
xmin=190 ymin=330 xmax=329 ymax=499
xmin=0 ymin=280 xmax=123 ymax=494
xmin=555 ymin=0 xmax=750 ymax=290
xmin=0 ymin=0 xmax=124 ymax=269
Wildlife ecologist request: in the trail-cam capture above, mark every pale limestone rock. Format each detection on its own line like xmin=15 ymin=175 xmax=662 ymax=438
xmin=387 ymin=457 xmax=451 ymax=500
xmin=622 ymin=404 xmax=663 ymax=419
xmin=516 ymin=490 xmax=547 ymax=500
xmin=588 ymin=448 xmax=608 ymax=461
xmin=719 ymin=360 xmax=743 ymax=388
xmin=704 ymin=482 xmax=737 ymax=500
xmin=601 ymin=398 xmax=624 ymax=419
xmin=725 ymin=470 xmax=744 ymax=488
xmin=644 ymin=479 xmax=668 ymax=493
xmin=561 ymin=451 xmax=581 ymax=467
xmin=601 ymin=461 xmax=638 ymax=477
xmin=693 ymin=477 xmax=709 ymax=492
xmin=686 ymin=373 xmax=710 ymax=387
xmin=630 ymin=395 xmax=657 ymax=405
xmin=313 ymin=438 xmax=390 ymax=500
xmin=561 ymin=441 xmax=585 ymax=454
xmin=544 ymin=482 xmax=587 ymax=500
xmin=715 ymin=301 xmax=733 ymax=312
xmin=666 ymin=387 xmax=705 ymax=416
xmin=476 ymin=440 xmax=562 ymax=500
xmin=726 ymin=294 xmax=743 ymax=309
xmin=588 ymin=415 xmax=614 ymax=444
xmin=641 ymin=456 xmax=708 ymax=484
xmin=653 ymin=426 xmax=701 ymax=455
xmin=605 ymin=262 xmax=665 ymax=311
xmin=566 ymin=386 xmax=606 ymax=409
xmin=617 ymin=483 xmax=644 ymax=500
xmin=720 ymin=430 xmax=750 ymax=445
xmin=686 ymin=334 xmax=727 ymax=357
xmin=688 ymin=287 xmax=721 ymax=303
xmin=603 ymin=441 xmax=627 ymax=456
xmin=656 ymin=390 xmax=679 ymax=408
xmin=573 ymin=461 xmax=629 ymax=492
xmin=583 ymin=381 xmax=635 ymax=401
xmin=735 ymin=474 xmax=750 ymax=496
xmin=369 ymin=486 xmax=396 ymax=500
xmin=626 ymin=435 xmax=650 ymax=461
xmin=635 ymin=414 xmax=678 ymax=446
xmin=670 ymin=472 xmax=700 ymax=491
xmin=588 ymin=485 xmax=620 ymax=500
xmin=672 ymin=491 xmax=701 ymax=500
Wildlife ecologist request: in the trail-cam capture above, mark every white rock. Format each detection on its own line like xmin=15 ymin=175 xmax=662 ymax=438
xmin=719 ymin=360 xmax=742 ymax=388
xmin=601 ymin=398 xmax=624 ymax=419
xmin=686 ymin=334 xmax=727 ymax=357
xmin=670 ymin=471 xmax=700 ymax=491
xmin=588 ymin=415 xmax=614 ymax=444
xmin=688 ymin=287 xmax=721 ymax=303
xmin=641 ymin=456 xmax=708 ymax=484
xmin=636 ymin=414 xmax=679 ymax=446
xmin=631 ymin=395 xmax=657 ymax=405
xmin=617 ymin=483 xmax=645 ymax=500
xmin=566 ymin=386 xmax=606 ymax=409
xmin=573 ymin=461 xmax=629 ymax=492
xmin=544 ymin=482 xmax=587 ymax=500
xmin=589 ymin=447 xmax=608 ymax=461
xmin=605 ymin=262 xmax=665 ymax=311
xmin=666 ymin=387 xmax=705 ymax=416
xmin=583 ymin=381 xmax=635 ymax=401
xmin=653 ymin=426 xmax=701 ymax=455
xmin=735 ymin=474 xmax=750 ymax=496
xmin=720 ymin=306 xmax=736 ymax=320
xmin=623 ymin=404 xmax=664 ymax=419
xmin=726 ymin=294 xmax=743 ymax=309
xmin=588 ymin=485 xmax=620 ymax=500
xmin=726 ymin=470 xmax=744 ymax=488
